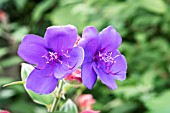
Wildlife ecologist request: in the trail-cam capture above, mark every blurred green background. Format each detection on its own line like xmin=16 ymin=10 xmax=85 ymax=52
xmin=0 ymin=0 xmax=170 ymax=113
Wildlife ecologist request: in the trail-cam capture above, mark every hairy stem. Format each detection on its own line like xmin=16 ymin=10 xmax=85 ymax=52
xmin=50 ymin=80 xmax=64 ymax=112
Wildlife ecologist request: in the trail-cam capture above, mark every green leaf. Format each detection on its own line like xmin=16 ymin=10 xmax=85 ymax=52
xmin=3 ymin=81 xmax=25 ymax=87
xmin=10 ymin=100 xmax=35 ymax=113
xmin=0 ymin=0 xmax=9 ymax=6
xmin=60 ymin=0 xmax=82 ymax=6
xmin=140 ymin=0 xmax=166 ymax=14
xmin=21 ymin=63 xmax=54 ymax=106
xmin=26 ymin=90 xmax=54 ymax=106
xmin=145 ymin=91 xmax=170 ymax=113
xmin=0 ymin=77 xmax=25 ymax=94
xmin=103 ymin=99 xmax=137 ymax=113
xmin=0 ymin=47 xmax=9 ymax=58
xmin=21 ymin=63 xmax=34 ymax=81
xmin=31 ymin=0 xmax=56 ymax=22
xmin=0 ymin=56 xmax=22 ymax=68
xmin=50 ymin=4 xmax=86 ymax=33
xmin=0 ymin=89 xmax=16 ymax=99
xmin=60 ymin=99 xmax=78 ymax=113
xmin=12 ymin=26 xmax=30 ymax=42
xmin=13 ymin=0 xmax=27 ymax=10
xmin=52 ymin=112 xmax=67 ymax=113
xmin=114 ymin=85 xmax=142 ymax=99
xmin=0 ymin=77 xmax=13 ymax=86
xmin=141 ymin=70 xmax=156 ymax=86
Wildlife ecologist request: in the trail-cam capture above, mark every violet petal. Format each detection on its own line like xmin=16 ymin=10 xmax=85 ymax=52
xmin=93 ymin=66 xmax=118 ymax=90
xmin=79 ymin=26 xmax=99 ymax=58
xmin=54 ymin=46 xmax=84 ymax=79
xmin=110 ymin=50 xmax=127 ymax=81
xmin=26 ymin=65 xmax=58 ymax=94
xmin=99 ymin=26 xmax=122 ymax=52
xmin=81 ymin=62 xmax=97 ymax=89
xmin=44 ymin=25 xmax=77 ymax=53
xmin=18 ymin=34 xmax=47 ymax=68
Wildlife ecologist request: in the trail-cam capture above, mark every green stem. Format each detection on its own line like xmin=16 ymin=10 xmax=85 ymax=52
xmin=50 ymin=80 xmax=64 ymax=112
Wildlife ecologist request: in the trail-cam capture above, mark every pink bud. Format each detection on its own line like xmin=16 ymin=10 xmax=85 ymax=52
xmin=0 ymin=110 xmax=10 ymax=113
xmin=64 ymin=69 xmax=82 ymax=84
xmin=77 ymin=94 xmax=96 ymax=110
xmin=80 ymin=110 xmax=100 ymax=113
xmin=0 ymin=10 xmax=8 ymax=22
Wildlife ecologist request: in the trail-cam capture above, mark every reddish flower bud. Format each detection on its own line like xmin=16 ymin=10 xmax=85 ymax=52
xmin=77 ymin=94 xmax=96 ymax=110
xmin=0 ymin=10 xmax=8 ymax=22
xmin=0 ymin=110 xmax=10 ymax=113
xmin=64 ymin=69 xmax=82 ymax=85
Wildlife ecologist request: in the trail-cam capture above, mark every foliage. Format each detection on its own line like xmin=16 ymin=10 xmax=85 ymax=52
xmin=0 ymin=0 xmax=170 ymax=113
xmin=60 ymin=99 xmax=78 ymax=113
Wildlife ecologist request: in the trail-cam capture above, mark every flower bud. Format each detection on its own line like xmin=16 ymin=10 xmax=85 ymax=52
xmin=0 ymin=110 xmax=10 ymax=113
xmin=0 ymin=10 xmax=8 ymax=22
xmin=77 ymin=94 xmax=96 ymax=110
xmin=64 ymin=69 xmax=82 ymax=85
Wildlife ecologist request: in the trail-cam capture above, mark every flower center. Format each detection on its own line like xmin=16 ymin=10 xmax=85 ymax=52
xmin=42 ymin=50 xmax=74 ymax=69
xmin=98 ymin=52 xmax=115 ymax=63
xmin=94 ymin=51 xmax=120 ymax=73
xmin=42 ymin=51 xmax=59 ymax=64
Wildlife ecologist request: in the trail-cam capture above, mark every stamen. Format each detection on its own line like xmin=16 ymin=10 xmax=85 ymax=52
xmin=58 ymin=59 xmax=63 ymax=64
xmin=42 ymin=53 xmax=48 ymax=59
xmin=96 ymin=51 xmax=120 ymax=73
xmin=62 ymin=49 xmax=70 ymax=58
xmin=99 ymin=52 xmax=115 ymax=63
xmin=63 ymin=63 xmax=72 ymax=69
xmin=61 ymin=60 xmax=77 ymax=70
xmin=42 ymin=51 xmax=58 ymax=64
xmin=63 ymin=54 xmax=70 ymax=58
xmin=41 ymin=50 xmax=73 ymax=69
xmin=114 ymin=55 xmax=120 ymax=59
xmin=49 ymin=52 xmax=58 ymax=61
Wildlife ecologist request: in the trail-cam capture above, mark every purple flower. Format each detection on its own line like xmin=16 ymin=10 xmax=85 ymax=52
xmin=18 ymin=25 xmax=84 ymax=94
xmin=79 ymin=26 xmax=127 ymax=90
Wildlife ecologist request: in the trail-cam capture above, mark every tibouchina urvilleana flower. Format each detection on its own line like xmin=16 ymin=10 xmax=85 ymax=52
xmin=18 ymin=25 xmax=84 ymax=94
xmin=79 ymin=26 xmax=127 ymax=90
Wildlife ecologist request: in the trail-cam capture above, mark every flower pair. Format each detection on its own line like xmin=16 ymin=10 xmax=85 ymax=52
xmin=18 ymin=25 xmax=127 ymax=94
